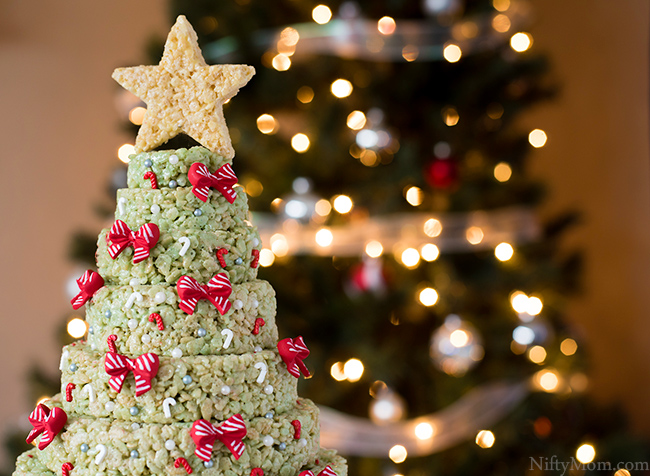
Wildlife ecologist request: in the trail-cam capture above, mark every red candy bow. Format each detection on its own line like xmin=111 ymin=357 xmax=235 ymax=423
xmin=188 ymin=162 xmax=238 ymax=204
xmin=177 ymin=273 xmax=232 ymax=315
xmin=104 ymin=351 xmax=159 ymax=396
xmin=106 ymin=219 xmax=160 ymax=264
xmin=299 ymin=467 xmax=337 ymax=476
xmin=277 ymin=336 xmax=311 ymax=379
xmin=26 ymin=404 xmax=67 ymax=450
xmin=190 ymin=414 xmax=247 ymax=461
xmin=71 ymin=270 xmax=104 ymax=310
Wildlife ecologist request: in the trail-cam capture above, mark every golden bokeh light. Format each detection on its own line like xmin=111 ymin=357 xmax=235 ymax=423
xmin=535 ymin=369 xmax=561 ymax=392
xmin=443 ymin=44 xmax=462 ymax=63
xmin=529 ymin=129 xmax=548 ymax=148
xmin=561 ymin=338 xmax=578 ymax=356
xmin=389 ymin=445 xmax=408 ymax=463
xmin=118 ymin=143 xmax=135 ymax=164
xmin=270 ymin=234 xmax=289 ymax=257
xmin=272 ymin=54 xmax=291 ymax=71
xmin=291 ymin=133 xmax=310 ymax=153
xmin=495 ymin=242 xmax=514 ymax=261
xmin=414 ymin=422 xmax=435 ymax=440
xmin=405 ymin=186 xmax=424 ymax=206
xmin=245 ymin=179 xmax=263 ymax=197
xmin=510 ymin=291 xmax=529 ymax=313
xmin=402 ymin=45 xmax=419 ymax=62
xmin=312 ymin=5 xmax=332 ymax=24
xmin=420 ymin=243 xmax=440 ymax=262
xmin=493 ymin=0 xmax=510 ymax=11
xmin=256 ymin=114 xmax=278 ymax=134
xmin=492 ymin=14 xmax=511 ymax=33
xmin=527 ymin=296 xmax=543 ymax=315
xmin=259 ymin=249 xmax=275 ymax=267
xmin=346 ymin=111 xmax=367 ymax=130
xmin=494 ymin=162 xmax=512 ymax=182
xmin=129 ymin=106 xmax=146 ymax=125
xmin=377 ymin=16 xmax=397 ymax=35
xmin=315 ymin=198 xmax=332 ymax=216
xmin=332 ymin=195 xmax=353 ymax=214
xmin=331 ymin=79 xmax=353 ymax=98
xmin=576 ymin=444 xmax=596 ymax=464
xmin=419 ymin=287 xmax=439 ymax=307
xmin=528 ymin=345 xmax=547 ymax=364
xmin=449 ymin=329 xmax=469 ymax=347
xmin=67 ymin=318 xmax=87 ymax=339
xmin=330 ymin=362 xmax=346 ymax=381
xmin=315 ymin=228 xmax=334 ymax=247
xmin=343 ymin=358 xmax=364 ymax=382
xmin=423 ymin=218 xmax=443 ymax=237
xmin=475 ymin=430 xmax=495 ymax=448
xmin=510 ymin=32 xmax=533 ymax=52
xmin=297 ymin=86 xmax=315 ymax=104
xmin=365 ymin=240 xmax=384 ymax=258
xmin=466 ymin=226 xmax=484 ymax=245
xmin=442 ymin=106 xmax=460 ymax=126
xmin=401 ymin=248 xmax=421 ymax=268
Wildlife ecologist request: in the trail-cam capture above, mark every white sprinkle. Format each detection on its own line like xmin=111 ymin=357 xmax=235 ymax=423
xmin=154 ymin=292 xmax=166 ymax=304
xmin=299 ymin=438 xmax=307 ymax=447
xmin=163 ymin=398 xmax=177 ymax=418
xmin=171 ymin=348 xmax=183 ymax=358
xmin=233 ymin=300 xmax=244 ymax=310
xmin=105 ymin=401 xmax=115 ymax=412
xmin=164 ymin=440 xmax=176 ymax=451
xmin=251 ymin=299 xmax=259 ymax=309
xmin=90 ymin=343 xmax=97 ymax=351
xmin=125 ymin=291 xmax=143 ymax=309
xmin=118 ymin=197 xmax=127 ymax=215
xmin=221 ymin=385 xmax=231 ymax=395
xmin=264 ymin=385 xmax=274 ymax=395
xmin=128 ymin=319 xmax=138 ymax=330
xmin=94 ymin=444 xmax=107 ymax=465
xmin=169 ymin=154 xmax=179 ymax=164
xmin=254 ymin=346 xmax=262 ymax=353
xmin=150 ymin=204 xmax=160 ymax=214
xmin=131 ymin=423 xmax=140 ymax=431
xmin=262 ymin=436 xmax=274 ymax=447
xmin=252 ymin=238 xmax=260 ymax=247
xmin=83 ymin=384 xmax=96 ymax=403
xmin=255 ymin=362 xmax=268 ymax=384
xmin=59 ymin=350 xmax=69 ymax=371
xmin=141 ymin=334 xmax=151 ymax=344
xmin=129 ymin=278 xmax=139 ymax=286
xmin=178 ymin=237 xmax=191 ymax=256
xmin=221 ymin=329 xmax=234 ymax=349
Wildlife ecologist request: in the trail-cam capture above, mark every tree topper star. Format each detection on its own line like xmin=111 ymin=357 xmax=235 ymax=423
xmin=112 ymin=15 xmax=254 ymax=159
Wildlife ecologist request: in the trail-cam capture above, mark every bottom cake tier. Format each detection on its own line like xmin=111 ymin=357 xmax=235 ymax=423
xmin=13 ymin=399 xmax=346 ymax=476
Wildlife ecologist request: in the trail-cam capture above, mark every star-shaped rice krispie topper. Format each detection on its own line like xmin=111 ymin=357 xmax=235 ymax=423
xmin=112 ymin=15 xmax=255 ymax=158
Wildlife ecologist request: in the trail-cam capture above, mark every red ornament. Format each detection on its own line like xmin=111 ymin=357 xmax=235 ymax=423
xmin=190 ymin=414 xmax=247 ymax=461
xmin=250 ymin=469 xmax=264 ymax=476
xmin=104 ymin=340 xmax=159 ymax=397
xmin=346 ymin=259 xmax=386 ymax=296
xmin=143 ymin=171 xmax=158 ymax=189
xmin=177 ymin=274 xmax=232 ymax=315
xmin=65 ymin=383 xmax=75 ymax=402
xmin=277 ymin=337 xmax=310 ymax=379
xmin=188 ymin=162 xmax=238 ymax=203
xmin=61 ymin=462 xmax=74 ymax=476
xmin=425 ymin=158 xmax=458 ymax=189
xmin=148 ymin=313 xmax=164 ymax=330
xmin=71 ymin=270 xmax=104 ymax=310
xmin=26 ymin=404 xmax=67 ymax=450
xmin=216 ymin=248 xmax=229 ymax=268
xmin=174 ymin=457 xmax=192 ymax=474
xmin=106 ymin=220 xmax=160 ymax=264
xmin=291 ymin=419 xmax=301 ymax=439
xmin=250 ymin=249 xmax=260 ymax=268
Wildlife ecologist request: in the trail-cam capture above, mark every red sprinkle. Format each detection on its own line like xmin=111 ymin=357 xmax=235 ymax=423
xmin=65 ymin=383 xmax=76 ymax=402
xmin=216 ymin=248 xmax=229 ymax=268
xmin=174 ymin=457 xmax=192 ymax=474
xmin=299 ymin=472 xmax=314 ymax=476
xmin=291 ymin=419 xmax=302 ymax=439
xmin=148 ymin=313 xmax=164 ymax=330
xmin=143 ymin=171 xmax=158 ymax=189
xmin=251 ymin=249 xmax=260 ymax=268
xmin=62 ymin=462 xmax=74 ymax=476
xmin=107 ymin=334 xmax=117 ymax=353
xmin=251 ymin=469 xmax=264 ymax=476
xmin=252 ymin=318 xmax=266 ymax=335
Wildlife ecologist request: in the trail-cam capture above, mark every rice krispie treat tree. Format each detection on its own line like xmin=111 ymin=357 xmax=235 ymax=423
xmin=14 ymin=15 xmax=346 ymax=476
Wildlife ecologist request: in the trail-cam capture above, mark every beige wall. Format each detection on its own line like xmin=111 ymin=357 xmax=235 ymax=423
xmin=0 ymin=0 xmax=648 ymax=468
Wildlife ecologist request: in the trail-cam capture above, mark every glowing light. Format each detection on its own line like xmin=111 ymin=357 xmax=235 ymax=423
xmin=272 ymin=54 xmax=291 ymax=71
xmin=360 ymin=149 xmax=379 ymax=167
xmin=356 ymin=129 xmax=379 ymax=148
xmin=443 ymin=44 xmax=462 ymax=63
xmin=315 ymin=199 xmax=332 ymax=216
xmin=291 ymin=133 xmax=310 ymax=153
xmin=36 ymin=396 xmax=51 ymax=406
xmin=615 ymin=470 xmax=631 ymax=476
xmin=527 ymin=296 xmax=543 ymax=315
xmin=510 ymin=291 xmax=529 ymax=313
xmin=561 ymin=338 xmax=578 ymax=356
xmin=492 ymin=14 xmax=511 ymax=33
xmin=512 ymin=326 xmax=535 ymax=346
xmin=331 ymin=79 xmax=353 ymax=98
xmin=402 ymin=45 xmax=419 ymax=62
xmin=475 ymin=430 xmax=495 ymax=448
xmin=312 ymin=5 xmax=332 ymax=24
xmin=494 ymin=162 xmax=512 ymax=182
xmin=259 ymin=249 xmax=275 ymax=267
xmin=256 ymin=114 xmax=278 ymax=134
xmin=315 ymin=228 xmax=334 ymax=247
xmin=365 ymin=240 xmax=384 ymax=258
xmin=270 ymin=233 xmax=289 ymax=257
xmin=389 ymin=445 xmax=407 ymax=463
xmin=529 ymin=129 xmax=548 ymax=148
xmin=449 ymin=329 xmax=469 ymax=347
xmin=67 ymin=318 xmax=87 ymax=338
xmin=405 ymin=186 xmax=423 ymax=206
xmin=443 ymin=106 xmax=460 ymax=126
xmin=280 ymin=27 xmax=300 ymax=46
xmin=245 ymin=179 xmax=263 ymax=197
xmin=510 ymin=32 xmax=533 ymax=52
xmin=536 ymin=369 xmax=560 ymax=392
xmin=332 ymin=195 xmax=353 ymax=214
xmin=401 ymin=248 xmax=420 ymax=268
xmin=377 ymin=16 xmax=396 ymax=35
xmin=129 ymin=106 xmax=146 ymax=125
xmin=424 ymin=218 xmax=443 ymax=237
xmin=576 ymin=444 xmax=596 ymax=464
xmin=528 ymin=345 xmax=547 ymax=364
xmin=421 ymin=243 xmax=440 ymax=261
xmin=493 ymin=0 xmax=510 ymax=11
xmin=415 ymin=422 xmax=435 ymax=440
xmin=343 ymin=358 xmax=364 ymax=382
xmin=285 ymin=200 xmax=309 ymax=219
xmin=297 ymin=86 xmax=314 ymax=104
xmin=419 ymin=287 xmax=439 ymax=307
xmin=346 ymin=111 xmax=367 ymax=130
xmin=466 ymin=226 xmax=484 ymax=245
xmin=495 ymin=242 xmax=514 ymax=261
xmin=330 ymin=362 xmax=346 ymax=381
xmin=118 ymin=144 xmax=135 ymax=164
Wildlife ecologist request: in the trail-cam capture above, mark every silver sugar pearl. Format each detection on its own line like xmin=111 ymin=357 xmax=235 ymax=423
xmin=69 ymin=364 xmax=78 ymax=372
xmin=88 ymin=326 xmax=94 ymax=335
xmin=182 ymin=375 xmax=192 ymax=385
xmin=197 ymin=328 xmax=207 ymax=337
xmin=80 ymin=444 xmax=89 ymax=453
xmin=203 ymin=461 xmax=214 ymax=469
xmin=265 ymin=412 xmax=274 ymax=419
xmin=130 ymin=450 xmax=139 ymax=459
xmin=194 ymin=209 xmax=203 ymax=217
xmin=221 ymin=385 xmax=231 ymax=395
xmin=104 ymin=310 xmax=112 ymax=318
xmin=235 ymin=257 xmax=243 ymax=265
xmin=169 ymin=180 xmax=178 ymax=188
xmin=264 ymin=385 xmax=274 ymax=395
xmin=278 ymin=442 xmax=287 ymax=451
xmin=143 ymin=159 xmax=153 ymax=167
xmin=129 ymin=406 xmax=139 ymax=416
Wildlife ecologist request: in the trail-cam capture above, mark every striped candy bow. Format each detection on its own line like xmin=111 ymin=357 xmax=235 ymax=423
xmin=106 ymin=219 xmax=160 ymax=264
xmin=104 ymin=351 xmax=159 ymax=397
xmin=188 ymin=162 xmax=238 ymax=203
xmin=26 ymin=404 xmax=67 ymax=450
xmin=176 ymin=273 xmax=232 ymax=315
xmin=277 ymin=336 xmax=311 ymax=379
xmin=71 ymin=270 xmax=104 ymax=310
xmin=299 ymin=466 xmax=338 ymax=476
xmin=190 ymin=414 xmax=247 ymax=461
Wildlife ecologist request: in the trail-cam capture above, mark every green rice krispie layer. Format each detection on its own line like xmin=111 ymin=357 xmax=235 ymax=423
xmin=15 ymin=399 xmax=324 ymax=476
xmin=15 ymin=447 xmax=347 ymax=476
xmin=85 ymin=281 xmax=277 ymax=357
xmin=61 ymin=343 xmax=297 ymax=422
xmin=126 ymin=147 xmax=229 ymax=190
xmin=97 ymin=224 xmax=260 ymax=285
